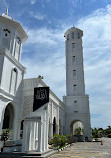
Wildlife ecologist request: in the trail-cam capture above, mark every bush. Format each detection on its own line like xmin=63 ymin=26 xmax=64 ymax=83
xmin=1 ymin=129 xmax=11 ymax=144
xmin=108 ymin=134 xmax=111 ymax=138
xmin=91 ymin=128 xmax=102 ymax=138
xmin=49 ymin=134 xmax=67 ymax=147
xmin=66 ymin=134 xmax=77 ymax=144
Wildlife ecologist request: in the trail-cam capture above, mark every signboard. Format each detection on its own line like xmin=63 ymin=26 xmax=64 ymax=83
xmin=33 ymin=87 xmax=49 ymax=111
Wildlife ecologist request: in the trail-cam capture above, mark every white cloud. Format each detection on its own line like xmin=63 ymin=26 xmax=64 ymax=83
xmin=22 ymin=4 xmax=111 ymax=128
xmin=25 ymin=27 xmax=65 ymax=47
xmin=22 ymin=51 xmax=66 ymax=99
xmin=29 ymin=11 xmax=45 ymax=20
xmin=68 ymin=0 xmax=83 ymax=8
xmin=22 ymin=27 xmax=66 ymax=99
xmin=77 ymin=5 xmax=111 ymax=128
xmin=30 ymin=0 xmax=36 ymax=5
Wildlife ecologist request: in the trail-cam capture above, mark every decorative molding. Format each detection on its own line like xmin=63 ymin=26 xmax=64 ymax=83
xmin=22 ymin=95 xmax=33 ymax=119
xmin=0 ymin=48 xmax=26 ymax=72
xmin=0 ymin=87 xmax=15 ymax=101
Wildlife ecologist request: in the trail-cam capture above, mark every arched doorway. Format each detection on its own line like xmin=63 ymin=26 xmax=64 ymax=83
xmin=53 ymin=117 xmax=56 ymax=136
xmin=48 ymin=119 xmax=51 ymax=138
xmin=70 ymin=120 xmax=84 ymax=135
xmin=2 ymin=103 xmax=14 ymax=130
xmin=59 ymin=119 xmax=62 ymax=135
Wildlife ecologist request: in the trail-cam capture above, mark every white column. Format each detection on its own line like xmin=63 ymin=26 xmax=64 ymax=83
xmin=22 ymin=120 xmax=29 ymax=152
xmin=28 ymin=122 xmax=32 ymax=150
xmin=56 ymin=125 xmax=59 ymax=134
xmin=42 ymin=121 xmax=45 ymax=151
xmin=22 ymin=121 xmax=26 ymax=152
xmin=35 ymin=122 xmax=38 ymax=150
xmin=48 ymin=122 xmax=51 ymax=138
xmin=50 ymin=103 xmax=53 ymax=137
xmin=30 ymin=122 xmax=36 ymax=150
xmin=50 ymin=123 xmax=53 ymax=137
xmin=37 ymin=121 xmax=42 ymax=152
xmin=45 ymin=118 xmax=48 ymax=150
xmin=33 ymin=122 xmax=36 ymax=150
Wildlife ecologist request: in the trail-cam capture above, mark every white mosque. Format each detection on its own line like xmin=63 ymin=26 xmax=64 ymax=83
xmin=0 ymin=12 xmax=91 ymax=153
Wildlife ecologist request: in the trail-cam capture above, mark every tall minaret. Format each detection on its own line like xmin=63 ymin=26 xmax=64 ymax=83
xmin=0 ymin=12 xmax=28 ymax=139
xmin=63 ymin=27 xmax=91 ymax=140
xmin=0 ymin=12 xmax=28 ymax=95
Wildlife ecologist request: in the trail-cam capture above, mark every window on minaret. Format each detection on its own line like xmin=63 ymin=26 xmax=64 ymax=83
xmin=73 ymin=85 xmax=77 ymax=95
xmin=14 ymin=36 xmax=21 ymax=60
xmin=74 ymin=101 xmax=78 ymax=112
xmin=72 ymin=32 xmax=74 ymax=39
xmin=9 ymin=68 xmax=18 ymax=95
xmin=73 ymin=70 xmax=76 ymax=76
xmin=73 ymin=56 xmax=75 ymax=62
xmin=73 ymin=85 xmax=77 ymax=91
xmin=67 ymin=34 xmax=69 ymax=40
xmin=72 ymin=43 xmax=75 ymax=52
xmin=2 ymin=28 xmax=11 ymax=50
xmin=78 ymin=33 xmax=80 ymax=39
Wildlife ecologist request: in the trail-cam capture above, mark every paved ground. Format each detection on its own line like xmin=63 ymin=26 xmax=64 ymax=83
xmin=49 ymin=138 xmax=111 ymax=158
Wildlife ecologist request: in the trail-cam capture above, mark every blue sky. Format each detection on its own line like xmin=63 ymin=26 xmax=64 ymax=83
xmin=1 ymin=0 xmax=111 ymax=129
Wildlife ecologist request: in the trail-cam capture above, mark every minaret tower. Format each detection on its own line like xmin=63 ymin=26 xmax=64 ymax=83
xmin=0 ymin=12 xmax=28 ymax=139
xmin=63 ymin=27 xmax=91 ymax=140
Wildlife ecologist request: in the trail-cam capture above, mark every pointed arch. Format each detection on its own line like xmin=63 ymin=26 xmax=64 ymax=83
xmin=2 ymin=103 xmax=14 ymax=130
xmin=53 ymin=117 xmax=56 ymax=136
xmin=70 ymin=120 xmax=84 ymax=135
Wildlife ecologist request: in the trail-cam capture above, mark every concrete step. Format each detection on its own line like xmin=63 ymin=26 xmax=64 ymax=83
xmin=0 ymin=149 xmax=57 ymax=158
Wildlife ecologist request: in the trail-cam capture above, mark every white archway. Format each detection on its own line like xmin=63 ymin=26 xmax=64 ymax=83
xmin=53 ymin=117 xmax=56 ymax=136
xmin=2 ymin=103 xmax=14 ymax=130
xmin=70 ymin=120 xmax=84 ymax=135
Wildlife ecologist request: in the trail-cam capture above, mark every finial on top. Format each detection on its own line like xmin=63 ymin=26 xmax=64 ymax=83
xmin=5 ymin=8 xmax=8 ymax=16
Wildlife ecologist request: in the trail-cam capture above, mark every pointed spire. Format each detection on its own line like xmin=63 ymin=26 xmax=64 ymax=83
xmin=5 ymin=7 xmax=8 ymax=16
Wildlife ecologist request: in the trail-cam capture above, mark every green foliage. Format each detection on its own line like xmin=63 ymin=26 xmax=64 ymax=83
xmin=107 ymin=134 xmax=111 ymax=138
xmin=104 ymin=126 xmax=111 ymax=137
xmin=49 ymin=134 xmax=67 ymax=147
xmin=38 ymin=75 xmax=44 ymax=79
xmin=66 ymin=134 xmax=77 ymax=144
xmin=74 ymin=127 xmax=84 ymax=135
xmin=91 ymin=126 xmax=111 ymax=138
xmin=49 ymin=134 xmax=77 ymax=148
xmin=91 ymin=128 xmax=103 ymax=138
xmin=1 ymin=129 xmax=11 ymax=143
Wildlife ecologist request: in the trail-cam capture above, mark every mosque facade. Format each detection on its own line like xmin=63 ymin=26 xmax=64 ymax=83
xmin=0 ymin=13 xmax=91 ymax=152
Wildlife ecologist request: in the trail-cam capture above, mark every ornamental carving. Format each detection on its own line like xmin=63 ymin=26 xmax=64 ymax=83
xmin=22 ymin=96 xmax=33 ymax=119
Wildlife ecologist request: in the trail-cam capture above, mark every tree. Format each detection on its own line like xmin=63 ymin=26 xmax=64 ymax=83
xmin=91 ymin=128 xmax=103 ymax=138
xmin=74 ymin=127 xmax=84 ymax=135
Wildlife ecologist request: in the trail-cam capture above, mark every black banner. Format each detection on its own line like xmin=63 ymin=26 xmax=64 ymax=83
xmin=33 ymin=87 xmax=49 ymax=111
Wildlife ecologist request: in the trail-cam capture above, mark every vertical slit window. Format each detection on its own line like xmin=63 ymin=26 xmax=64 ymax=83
xmin=14 ymin=36 xmax=21 ymax=60
xmin=78 ymin=33 xmax=80 ymax=39
xmin=72 ymin=43 xmax=75 ymax=52
xmin=73 ymin=56 xmax=75 ymax=62
xmin=10 ymin=68 xmax=18 ymax=95
xmin=73 ymin=70 xmax=76 ymax=76
xmin=74 ymin=101 xmax=78 ymax=112
xmin=2 ymin=28 xmax=11 ymax=50
xmin=73 ymin=85 xmax=77 ymax=91
xmin=72 ymin=32 xmax=74 ymax=39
